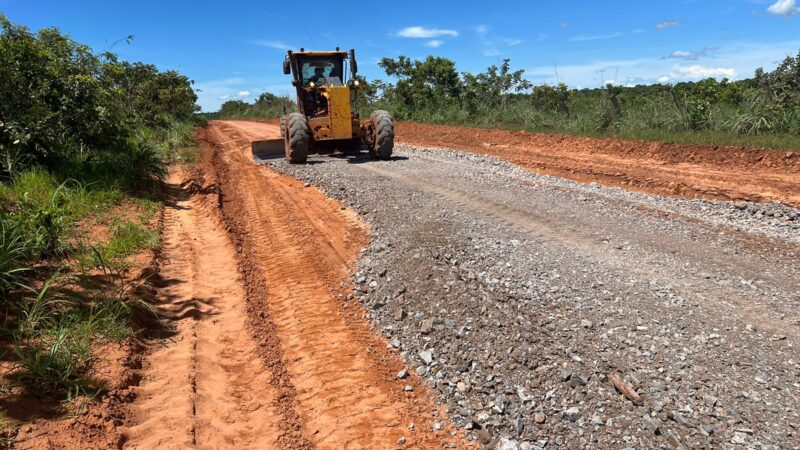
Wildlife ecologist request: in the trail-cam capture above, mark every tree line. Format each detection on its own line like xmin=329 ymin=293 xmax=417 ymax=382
xmin=220 ymin=50 xmax=800 ymax=147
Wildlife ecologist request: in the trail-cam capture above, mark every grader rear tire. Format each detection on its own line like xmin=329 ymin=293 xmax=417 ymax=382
xmin=369 ymin=110 xmax=394 ymax=160
xmin=279 ymin=115 xmax=287 ymax=138
xmin=285 ymin=112 xmax=309 ymax=164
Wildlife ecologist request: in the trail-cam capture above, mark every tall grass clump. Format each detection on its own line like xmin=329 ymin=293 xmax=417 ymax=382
xmin=0 ymin=220 xmax=29 ymax=295
xmin=10 ymin=271 xmax=147 ymax=397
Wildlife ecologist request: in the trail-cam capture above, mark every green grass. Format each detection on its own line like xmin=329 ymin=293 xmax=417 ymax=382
xmin=1 ymin=170 xmax=125 ymax=260
xmin=154 ymin=120 xmax=201 ymax=164
xmin=0 ymin=130 xmax=170 ymax=399
xmin=12 ymin=276 xmax=139 ymax=397
xmin=390 ymin=99 xmax=800 ymax=150
xmin=595 ymin=128 xmax=800 ymax=150
xmin=377 ymin=92 xmax=800 ymax=151
xmin=101 ymin=221 xmax=159 ymax=261
xmin=0 ymin=220 xmax=30 ymax=295
xmin=132 ymin=197 xmax=162 ymax=223
xmin=79 ymin=220 xmax=159 ymax=270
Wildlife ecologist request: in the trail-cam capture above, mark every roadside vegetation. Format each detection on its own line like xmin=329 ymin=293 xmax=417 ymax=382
xmin=202 ymin=92 xmax=294 ymax=120
xmin=219 ymin=51 xmax=800 ymax=150
xmin=0 ymin=13 xmax=199 ymax=412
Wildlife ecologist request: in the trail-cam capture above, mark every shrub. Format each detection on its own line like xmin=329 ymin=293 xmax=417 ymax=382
xmin=0 ymin=14 xmax=197 ymax=174
xmin=106 ymin=140 xmax=166 ymax=191
xmin=686 ymin=98 xmax=711 ymax=130
xmin=7 ymin=174 xmax=72 ymax=258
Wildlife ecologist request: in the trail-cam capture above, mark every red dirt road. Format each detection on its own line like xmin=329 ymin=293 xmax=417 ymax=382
xmin=397 ymin=122 xmax=800 ymax=207
xmin=120 ymin=120 xmax=472 ymax=449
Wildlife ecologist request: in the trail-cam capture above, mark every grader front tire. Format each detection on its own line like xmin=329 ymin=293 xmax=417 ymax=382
xmin=285 ymin=113 xmax=309 ymax=164
xmin=369 ymin=110 xmax=394 ymax=160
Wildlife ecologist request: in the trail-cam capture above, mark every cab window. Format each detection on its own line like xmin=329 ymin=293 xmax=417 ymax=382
xmin=298 ymin=57 xmax=344 ymax=86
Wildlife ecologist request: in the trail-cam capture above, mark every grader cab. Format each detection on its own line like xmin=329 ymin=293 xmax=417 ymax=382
xmin=253 ymin=48 xmax=394 ymax=164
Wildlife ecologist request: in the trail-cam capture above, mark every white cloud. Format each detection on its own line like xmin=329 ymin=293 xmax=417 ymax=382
xmin=397 ymin=26 xmax=458 ymax=38
xmin=476 ymin=29 xmax=524 ymax=56
xmin=655 ymin=20 xmax=680 ymax=29
xmin=670 ymin=65 xmax=737 ymax=80
xmin=500 ymin=37 xmax=524 ymax=47
xmin=671 ymin=51 xmax=695 ymax=59
xmin=525 ymin=40 xmax=800 ymax=87
xmin=194 ymin=77 xmax=246 ymax=111
xmin=424 ymin=39 xmax=444 ymax=48
xmin=767 ymin=0 xmax=799 ymax=17
xmin=666 ymin=46 xmax=718 ymax=60
xmin=569 ymin=32 xmax=624 ymax=42
xmin=475 ymin=24 xmax=489 ymax=37
xmin=194 ymin=77 xmax=294 ymax=112
xmin=482 ymin=38 xmax=524 ymax=56
xmin=252 ymin=40 xmax=294 ymax=50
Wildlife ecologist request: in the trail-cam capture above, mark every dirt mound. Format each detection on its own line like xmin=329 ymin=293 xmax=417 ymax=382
xmin=397 ymin=122 xmax=800 ymax=206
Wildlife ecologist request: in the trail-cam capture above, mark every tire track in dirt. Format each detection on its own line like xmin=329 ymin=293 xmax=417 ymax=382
xmin=123 ymin=170 xmax=283 ymax=449
xmin=201 ymin=121 xmax=471 ymax=449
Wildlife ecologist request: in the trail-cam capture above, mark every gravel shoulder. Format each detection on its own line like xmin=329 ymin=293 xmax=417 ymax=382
xmin=276 ymin=143 xmax=800 ymax=449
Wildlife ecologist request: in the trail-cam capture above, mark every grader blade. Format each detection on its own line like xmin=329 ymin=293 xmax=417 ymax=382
xmin=251 ymin=139 xmax=284 ymax=162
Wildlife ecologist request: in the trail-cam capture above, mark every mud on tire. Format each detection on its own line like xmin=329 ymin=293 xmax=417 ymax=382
xmin=369 ymin=110 xmax=394 ymax=160
xmin=280 ymin=115 xmax=287 ymax=138
xmin=285 ymin=112 xmax=309 ymax=164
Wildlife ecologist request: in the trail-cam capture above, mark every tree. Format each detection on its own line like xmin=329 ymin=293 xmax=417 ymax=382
xmin=0 ymin=14 xmax=198 ymax=172
xmin=378 ymin=56 xmax=460 ymax=111
xmin=762 ymin=50 xmax=800 ymax=108
xmin=531 ymin=83 xmax=570 ymax=114
xmin=465 ymin=59 xmax=531 ymax=110
xmin=218 ymin=100 xmax=249 ymax=117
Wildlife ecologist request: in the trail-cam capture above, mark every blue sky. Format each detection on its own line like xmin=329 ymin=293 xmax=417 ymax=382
xmin=3 ymin=0 xmax=800 ymax=111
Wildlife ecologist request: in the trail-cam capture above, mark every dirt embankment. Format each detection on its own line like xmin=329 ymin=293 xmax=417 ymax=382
xmin=396 ymin=122 xmax=800 ymax=207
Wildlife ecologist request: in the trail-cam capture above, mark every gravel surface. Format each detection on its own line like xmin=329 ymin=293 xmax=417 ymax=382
xmin=274 ymin=144 xmax=800 ymax=449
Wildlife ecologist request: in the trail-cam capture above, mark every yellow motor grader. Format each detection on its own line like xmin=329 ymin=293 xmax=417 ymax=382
xmin=252 ymin=48 xmax=394 ymax=164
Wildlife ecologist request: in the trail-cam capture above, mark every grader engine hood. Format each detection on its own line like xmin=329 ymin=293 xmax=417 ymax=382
xmin=312 ymin=86 xmax=353 ymax=140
